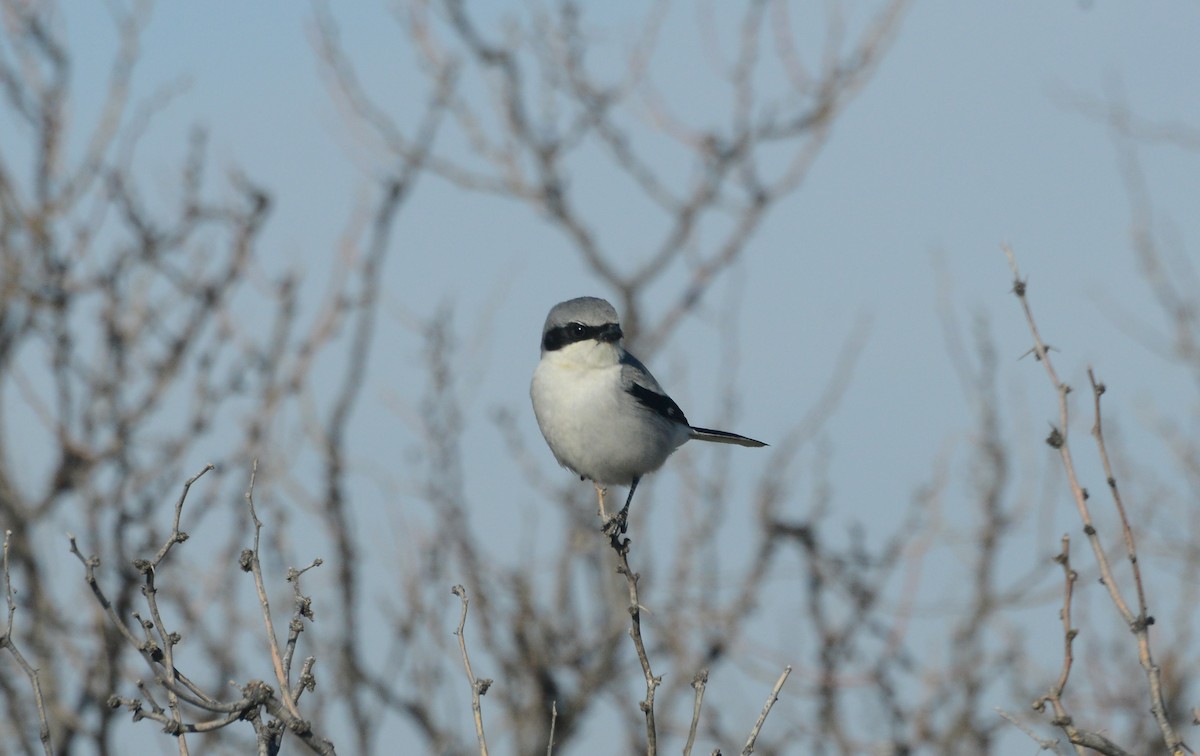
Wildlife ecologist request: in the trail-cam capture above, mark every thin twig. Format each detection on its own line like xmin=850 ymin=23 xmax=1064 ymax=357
xmin=1004 ymin=248 xmax=1122 ymax=598
xmin=451 ymin=584 xmax=491 ymax=756
xmin=684 ymin=669 xmax=709 ymax=756
xmin=742 ymin=665 xmax=791 ymax=755
xmin=1 ymin=531 xmax=54 ymax=756
xmin=67 ymin=538 xmax=224 ymax=714
xmin=284 ymin=558 xmax=323 ymax=688
xmin=150 ymin=463 xmax=215 ymax=567
xmin=69 ymin=535 xmax=160 ymax=658
xmin=140 ymin=463 xmax=213 ymax=754
xmin=1087 ymin=368 xmax=1177 ymax=746
xmin=995 ymin=707 xmax=1060 ymax=752
xmin=546 ymin=701 xmax=557 ymax=756
xmin=242 ymin=460 xmax=302 ymax=721
xmin=607 ymin=523 xmax=660 ymax=755
xmin=1033 ymin=535 xmax=1086 ymax=756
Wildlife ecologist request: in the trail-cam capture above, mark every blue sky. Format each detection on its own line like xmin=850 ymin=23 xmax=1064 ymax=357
xmin=37 ymin=0 xmax=1200 ymax=752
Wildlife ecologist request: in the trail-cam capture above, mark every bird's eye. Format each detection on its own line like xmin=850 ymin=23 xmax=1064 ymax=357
xmin=570 ymin=323 xmax=586 ymax=337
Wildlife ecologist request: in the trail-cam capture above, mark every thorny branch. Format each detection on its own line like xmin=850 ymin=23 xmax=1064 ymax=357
xmin=1005 ymin=246 xmax=1184 ymax=755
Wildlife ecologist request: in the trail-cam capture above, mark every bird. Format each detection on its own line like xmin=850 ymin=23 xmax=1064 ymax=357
xmin=530 ymin=296 xmax=766 ymax=533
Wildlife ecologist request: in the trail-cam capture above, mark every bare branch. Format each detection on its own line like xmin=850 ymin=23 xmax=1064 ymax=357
xmin=742 ymin=665 xmax=791 ymax=755
xmin=67 ymin=467 xmax=337 ymax=755
xmin=1 ymin=530 xmax=53 ymax=756
xmin=242 ymin=460 xmax=302 ymax=722
xmin=451 ymin=584 xmax=491 ymax=756
xmin=683 ymin=669 xmax=709 ymax=756
xmin=605 ymin=501 xmax=660 ymax=755
xmin=1033 ymin=535 xmax=1086 ymax=756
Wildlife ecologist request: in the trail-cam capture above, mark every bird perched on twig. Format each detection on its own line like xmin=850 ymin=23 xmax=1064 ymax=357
xmin=531 ymin=297 xmax=766 ymax=534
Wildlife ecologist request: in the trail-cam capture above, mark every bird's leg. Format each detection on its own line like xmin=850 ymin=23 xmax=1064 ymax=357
xmin=617 ymin=477 xmax=639 ymax=534
xmin=603 ymin=477 xmax=640 ymax=537
xmin=594 ymin=482 xmax=608 ymax=520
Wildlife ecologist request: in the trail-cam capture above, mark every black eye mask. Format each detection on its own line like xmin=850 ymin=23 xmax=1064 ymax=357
xmin=542 ymin=321 xmax=621 ymax=352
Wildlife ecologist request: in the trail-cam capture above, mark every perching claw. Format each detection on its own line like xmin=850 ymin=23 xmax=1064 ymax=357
xmin=602 ymin=477 xmax=640 ymax=536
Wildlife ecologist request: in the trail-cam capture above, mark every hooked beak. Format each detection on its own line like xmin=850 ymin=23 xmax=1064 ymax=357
xmin=598 ymin=323 xmax=623 ymax=343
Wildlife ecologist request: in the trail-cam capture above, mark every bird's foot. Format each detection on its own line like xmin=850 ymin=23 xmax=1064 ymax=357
xmin=602 ymin=505 xmax=630 ymax=538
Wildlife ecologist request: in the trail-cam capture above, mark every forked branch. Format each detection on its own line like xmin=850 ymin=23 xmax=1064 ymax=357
xmin=1005 ymin=246 xmax=1183 ymax=755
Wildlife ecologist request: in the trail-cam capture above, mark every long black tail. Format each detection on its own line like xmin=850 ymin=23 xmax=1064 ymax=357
xmin=689 ymin=426 xmax=767 ymax=447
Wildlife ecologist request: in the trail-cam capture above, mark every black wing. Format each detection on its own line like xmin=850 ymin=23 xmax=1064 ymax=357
xmin=626 ymin=382 xmax=690 ymax=427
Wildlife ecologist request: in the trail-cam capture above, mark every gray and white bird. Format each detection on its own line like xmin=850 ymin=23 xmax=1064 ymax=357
xmin=530 ymin=296 xmax=766 ymax=532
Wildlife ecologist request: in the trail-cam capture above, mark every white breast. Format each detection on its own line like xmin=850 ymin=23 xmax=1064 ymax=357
xmin=530 ymin=342 xmax=688 ymax=485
